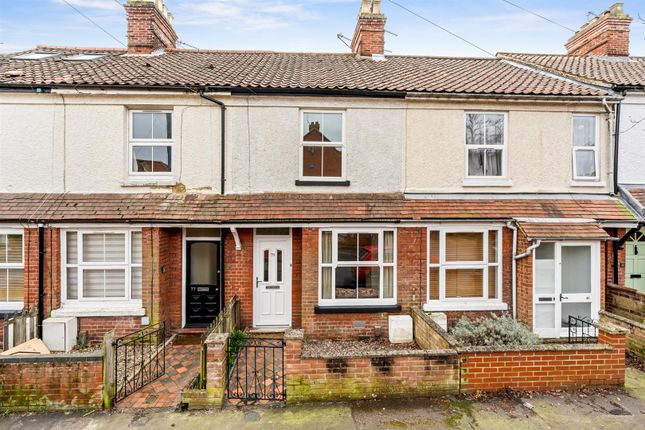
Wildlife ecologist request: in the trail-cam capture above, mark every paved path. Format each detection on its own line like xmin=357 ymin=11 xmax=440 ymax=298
xmin=116 ymin=336 xmax=201 ymax=409
xmin=2 ymin=368 xmax=645 ymax=430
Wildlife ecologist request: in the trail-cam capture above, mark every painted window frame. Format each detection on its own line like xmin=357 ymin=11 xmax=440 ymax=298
xmin=0 ymin=229 xmax=24 ymax=311
xmin=318 ymin=228 xmax=396 ymax=307
xmin=61 ymin=229 xmax=142 ymax=306
xmin=464 ymin=111 xmax=508 ymax=180
xmin=426 ymin=225 xmax=505 ymax=311
xmin=299 ymin=110 xmax=347 ymax=182
xmin=572 ymin=114 xmax=600 ymax=181
xmin=128 ymin=109 xmax=174 ymax=179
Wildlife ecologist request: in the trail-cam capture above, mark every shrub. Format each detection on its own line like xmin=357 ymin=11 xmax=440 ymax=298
xmin=450 ymin=314 xmax=541 ymax=347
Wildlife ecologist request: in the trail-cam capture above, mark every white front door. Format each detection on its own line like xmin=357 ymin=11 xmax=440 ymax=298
xmin=253 ymin=236 xmax=291 ymax=327
xmin=533 ymin=241 xmax=600 ymax=338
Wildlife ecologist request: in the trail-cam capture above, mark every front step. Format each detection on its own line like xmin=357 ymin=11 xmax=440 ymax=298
xmin=246 ymin=327 xmax=288 ymax=338
xmin=173 ymin=327 xmax=207 ymax=336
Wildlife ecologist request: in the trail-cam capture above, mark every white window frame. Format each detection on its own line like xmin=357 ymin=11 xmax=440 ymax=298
xmin=299 ymin=110 xmax=347 ymax=182
xmin=61 ymin=229 xmax=142 ymax=307
xmin=464 ymin=112 xmax=508 ymax=180
xmin=128 ymin=109 xmax=174 ymax=179
xmin=318 ymin=228 xmax=396 ymax=307
xmin=0 ymin=229 xmax=24 ymax=311
xmin=572 ymin=114 xmax=600 ymax=181
xmin=425 ymin=225 xmax=506 ymax=312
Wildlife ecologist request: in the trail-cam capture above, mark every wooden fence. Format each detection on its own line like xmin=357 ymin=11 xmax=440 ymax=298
xmin=2 ymin=307 xmax=38 ymax=351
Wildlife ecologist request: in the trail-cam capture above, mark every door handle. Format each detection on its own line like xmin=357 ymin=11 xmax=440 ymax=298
xmin=255 ymin=277 xmax=259 ymax=289
xmin=560 ymin=294 xmax=568 ymax=301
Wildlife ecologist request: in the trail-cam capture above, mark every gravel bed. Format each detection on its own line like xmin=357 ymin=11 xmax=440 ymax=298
xmin=302 ymin=338 xmax=420 ymax=358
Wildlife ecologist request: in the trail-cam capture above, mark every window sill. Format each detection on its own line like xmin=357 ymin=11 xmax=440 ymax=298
xmin=570 ymin=180 xmax=606 ymax=188
xmin=0 ymin=303 xmax=24 ymax=313
xmin=423 ymin=302 xmax=508 ymax=312
xmin=295 ymin=180 xmax=351 ymax=187
xmin=121 ymin=178 xmax=176 ymax=187
xmin=462 ymin=178 xmax=513 ymax=187
xmin=314 ymin=305 xmax=401 ymax=314
xmin=51 ymin=305 xmax=146 ymax=318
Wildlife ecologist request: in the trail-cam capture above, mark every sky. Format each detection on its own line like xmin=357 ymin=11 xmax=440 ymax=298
xmin=1 ymin=0 xmax=644 ymax=57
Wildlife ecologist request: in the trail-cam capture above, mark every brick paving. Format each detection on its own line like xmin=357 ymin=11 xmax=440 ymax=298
xmin=117 ymin=336 xmax=201 ymax=409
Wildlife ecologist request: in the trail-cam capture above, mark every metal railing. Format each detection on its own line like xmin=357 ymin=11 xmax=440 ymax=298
xmin=113 ymin=322 xmax=166 ymax=403
xmin=567 ymin=315 xmax=598 ymax=344
xmin=226 ymin=337 xmax=286 ymax=403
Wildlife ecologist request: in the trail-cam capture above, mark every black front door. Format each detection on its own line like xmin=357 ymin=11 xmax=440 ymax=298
xmin=186 ymin=241 xmax=221 ymax=327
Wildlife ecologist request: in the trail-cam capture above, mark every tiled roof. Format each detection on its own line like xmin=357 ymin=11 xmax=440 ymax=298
xmin=517 ymin=222 xmax=610 ymax=240
xmin=499 ymin=53 xmax=645 ymax=87
xmin=0 ymin=193 xmax=634 ymax=223
xmin=0 ymin=47 xmax=610 ymax=97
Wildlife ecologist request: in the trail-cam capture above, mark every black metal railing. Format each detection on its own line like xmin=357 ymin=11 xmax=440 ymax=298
xmin=226 ymin=338 xmax=285 ymax=403
xmin=113 ymin=322 xmax=166 ymax=403
xmin=567 ymin=315 xmax=598 ymax=344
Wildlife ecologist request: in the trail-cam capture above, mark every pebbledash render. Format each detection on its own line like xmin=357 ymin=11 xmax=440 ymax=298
xmin=0 ymin=0 xmax=640 ymax=351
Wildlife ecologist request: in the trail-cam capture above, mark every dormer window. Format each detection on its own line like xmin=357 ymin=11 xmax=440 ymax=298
xmin=299 ymin=111 xmax=345 ymax=181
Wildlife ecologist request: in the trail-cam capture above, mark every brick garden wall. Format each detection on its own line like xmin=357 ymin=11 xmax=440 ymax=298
xmin=606 ymin=284 xmax=645 ymax=323
xmin=460 ymin=325 xmax=626 ymax=392
xmin=284 ymin=330 xmax=460 ymax=402
xmin=601 ymin=310 xmax=645 ymax=359
xmin=0 ymin=352 xmax=103 ymax=411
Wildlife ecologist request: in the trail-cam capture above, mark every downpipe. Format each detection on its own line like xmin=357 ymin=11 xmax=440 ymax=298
xmin=506 ymin=222 xmax=518 ymax=319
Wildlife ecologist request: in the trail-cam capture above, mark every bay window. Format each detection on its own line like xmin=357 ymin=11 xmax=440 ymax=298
xmin=319 ymin=229 xmax=395 ymax=306
xmin=0 ymin=231 xmax=23 ymax=310
xmin=62 ymin=230 xmax=142 ymax=304
xmin=426 ymin=226 xmax=505 ymax=311
xmin=572 ymin=115 xmax=599 ymax=180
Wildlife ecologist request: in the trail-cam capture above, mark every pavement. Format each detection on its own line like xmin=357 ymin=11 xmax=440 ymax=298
xmin=1 ymin=368 xmax=645 ymax=430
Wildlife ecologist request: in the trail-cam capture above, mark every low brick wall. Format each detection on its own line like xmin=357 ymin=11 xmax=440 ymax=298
xmin=601 ymin=310 xmax=645 ymax=359
xmin=411 ymin=306 xmax=458 ymax=350
xmin=285 ymin=330 xmax=460 ymax=403
xmin=606 ymin=284 xmax=645 ymax=323
xmin=0 ymin=351 xmax=104 ymax=411
xmin=459 ymin=324 xmax=627 ymax=392
xmin=181 ymin=332 xmax=228 ymax=409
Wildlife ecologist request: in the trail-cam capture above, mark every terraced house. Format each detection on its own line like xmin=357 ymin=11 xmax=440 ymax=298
xmin=0 ymin=0 xmax=640 ymax=408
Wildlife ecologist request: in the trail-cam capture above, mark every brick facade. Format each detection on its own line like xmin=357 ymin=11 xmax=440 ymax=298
xmin=0 ymin=353 xmax=103 ymax=411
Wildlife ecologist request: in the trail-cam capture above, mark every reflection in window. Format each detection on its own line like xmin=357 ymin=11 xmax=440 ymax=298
xmin=465 ymin=113 xmax=505 ymax=177
xmin=301 ymin=112 xmax=344 ymax=179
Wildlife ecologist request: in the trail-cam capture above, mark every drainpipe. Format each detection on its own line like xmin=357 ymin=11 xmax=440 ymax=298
xmin=515 ymin=240 xmax=542 ymax=260
xmin=613 ymin=100 xmax=621 ymax=195
xmin=602 ymin=98 xmax=616 ymax=195
xmin=198 ymin=91 xmax=226 ymax=195
xmin=37 ymin=224 xmax=45 ymax=336
xmin=506 ymin=222 xmax=518 ymax=319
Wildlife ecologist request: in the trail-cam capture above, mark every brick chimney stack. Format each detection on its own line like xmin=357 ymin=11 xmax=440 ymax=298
xmin=125 ymin=0 xmax=178 ymax=54
xmin=565 ymin=3 xmax=632 ymax=57
xmin=351 ymin=0 xmax=387 ymax=57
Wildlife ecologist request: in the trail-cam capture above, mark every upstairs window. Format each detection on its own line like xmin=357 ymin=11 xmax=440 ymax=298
xmin=465 ymin=113 xmax=506 ymax=178
xmin=63 ymin=230 xmax=142 ymax=303
xmin=0 ymin=231 xmax=23 ymax=309
xmin=129 ymin=110 xmax=173 ymax=177
xmin=572 ymin=115 xmax=599 ymax=180
xmin=300 ymin=111 xmax=345 ymax=180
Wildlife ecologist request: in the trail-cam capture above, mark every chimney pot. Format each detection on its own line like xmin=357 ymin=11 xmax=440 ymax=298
xmin=351 ymin=0 xmax=387 ymax=57
xmin=125 ymin=0 xmax=178 ymax=54
xmin=565 ymin=2 xmax=632 ymax=57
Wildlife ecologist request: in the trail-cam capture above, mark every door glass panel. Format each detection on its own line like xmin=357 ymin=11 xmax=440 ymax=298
xmin=561 ymin=246 xmax=591 ymax=294
xmin=190 ymin=242 xmax=218 ymax=285
xmin=535 ymin=243 xmax=555 ymax=295
xmin=263 ymin=249 xmax=269 ymax=282
xmin=535 ymin=303 xmax=556 ymax=329
xmin=562 ymin=302 xmax=592 ymax=327
xmin=276 ymin=249 xmax=283 ymax=283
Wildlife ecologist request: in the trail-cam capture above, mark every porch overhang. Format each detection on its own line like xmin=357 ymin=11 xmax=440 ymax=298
xmin=516 ymin=221 xmax=611 ymax=241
